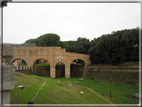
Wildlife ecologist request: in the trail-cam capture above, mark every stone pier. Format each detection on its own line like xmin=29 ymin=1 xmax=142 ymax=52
xmin=0 ymin=65 xmax=15 ymax=107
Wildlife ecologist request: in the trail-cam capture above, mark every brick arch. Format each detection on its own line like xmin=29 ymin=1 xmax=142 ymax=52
xmin=32 ymin=57 xmax=51 ymax=67
xmin=54 ymin=60 xmax=66 ymax=67
xmin=10 ymin=57 xmax=30 ymax=66
xmin=69 ymin=58 xmax=86 ymax=66
xmin=55 ymin=61 xmax=65 ymax=65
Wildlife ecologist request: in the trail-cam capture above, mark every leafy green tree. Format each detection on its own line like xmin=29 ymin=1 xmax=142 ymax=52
xmin=38 ymin=33 xmax=60 ymax=46
xmin=66 ymin=37 xmax=91 ymax=54
xmin=59 ymin=41 xmax=72 ymax=48
xmin=120 ymin=28 xmax=139 ymax=62
xmin=25 ymin=33 xmax=60 ymax=46
xmin=89 ymin=27 xmax=139 ymax=65
xmin=66 ymin=41 xmax=77 ymax=52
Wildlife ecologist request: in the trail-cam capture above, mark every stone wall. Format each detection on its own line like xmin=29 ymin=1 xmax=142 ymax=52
xmin=71 ymin=67 xmax=139 ymax=85
xmin=71 ymin=66 xmax=84 ymax=77
xmin=56 ymin=65 xmax=65 ymax=78
xmin=33 ymin=66 xmax=65 ymax=78
xmin=16 ymin=69 xmax=33 ymax=75
xmin=85 ymin=68 xmax=139 ymax=85
xmin=33 ymin=66 xmax=50 ymax=77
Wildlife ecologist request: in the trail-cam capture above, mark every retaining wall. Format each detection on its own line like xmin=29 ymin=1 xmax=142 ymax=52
xmin=15 ymin=69 xmax=33 ymax=75
xmin=33 ymin=66 xmax=50 ymax=77
xmin=16 ymin=66 xmax=140 ymax=85
xmin=33 ymin=66 xmax=65 ymax=77
xmin=72 ymin=67 xmax=139 ymax=85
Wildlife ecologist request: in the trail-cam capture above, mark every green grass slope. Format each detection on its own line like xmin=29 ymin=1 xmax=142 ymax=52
xmin=55 ymin=78 xmax=139 ymax=104
xmin=11 ymin=72 xmax=111 ymax=104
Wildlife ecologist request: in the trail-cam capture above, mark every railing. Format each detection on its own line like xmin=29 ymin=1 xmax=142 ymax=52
xmin=15 ymin=66 xmax=30 ymax=70
xmin=3 ymin=43 xmax=36 ymax=47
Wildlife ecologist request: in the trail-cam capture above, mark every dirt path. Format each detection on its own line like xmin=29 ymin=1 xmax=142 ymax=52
xmin=87 ymin=87 xmax=118 ymax=107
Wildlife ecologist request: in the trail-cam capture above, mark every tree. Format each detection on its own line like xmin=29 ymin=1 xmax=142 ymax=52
xmin=59 ymin=41 xmax=70 ymax=48
xmin=66 ymin=37 xmax=91 ymax=54
xmin=25 ymin=33 xmax=60 ymax=47
xmin=89 ymin=27 xmax=139 ymax=65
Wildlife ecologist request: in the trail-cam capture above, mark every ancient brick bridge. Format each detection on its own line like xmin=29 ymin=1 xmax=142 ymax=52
xmin=3 ymin=47 xmax=91 ymax=78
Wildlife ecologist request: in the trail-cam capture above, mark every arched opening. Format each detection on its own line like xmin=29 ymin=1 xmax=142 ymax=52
xmin=55 ymin=62 xmax=65 ymax=78
xmin=11 ymin=58 xmax=28 ymax=68
xmin=11 ymin=58 xmax=29 ymax=70
xmin=70 ymin=59 xmax=85 ymax=78
xmin=33 ymin=58 xmax=50 ymax=77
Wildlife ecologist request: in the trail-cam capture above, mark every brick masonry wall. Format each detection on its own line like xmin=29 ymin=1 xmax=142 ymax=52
xmin=56 ymin=65 xmax=65 ymax=78
xmin=34 ymin=66 xmax=50 ymax=77
xmin=85 ymin=68 xmax=139 ymax=85
xmin=33 ymin=66 xmax=65 ymax=78
xmin=71 ymin=67 xmax=139 ymax=85
xmin=16 ymin=69 xmax=33 ymax=75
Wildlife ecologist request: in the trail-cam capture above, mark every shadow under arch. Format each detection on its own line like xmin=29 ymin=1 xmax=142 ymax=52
xmin=55 ymin=61 xmax=65 ymax=78
xmin=11 ymin=58 xmax=28 ymax=67
xmin=70 ymin=59 xmax=85 ymax=78
xmin=33 ymin=58 xmax=50 ymax=77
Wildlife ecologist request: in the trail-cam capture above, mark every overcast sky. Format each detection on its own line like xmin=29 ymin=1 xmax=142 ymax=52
xmin=3 ymin=2 xmax=140 ymax=43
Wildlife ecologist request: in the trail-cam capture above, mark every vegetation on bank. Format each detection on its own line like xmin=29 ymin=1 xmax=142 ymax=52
xmin=25 ymin=27 xmax=139 ymax=65
xmin=35 ymin=64 xmax=50 ymax=66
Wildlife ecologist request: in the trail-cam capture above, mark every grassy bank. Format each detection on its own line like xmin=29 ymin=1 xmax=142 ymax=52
xmin=54 ymin=77 xmax=139 ymax=104
xmin=11 ymin=73 xmax=111 ymax=104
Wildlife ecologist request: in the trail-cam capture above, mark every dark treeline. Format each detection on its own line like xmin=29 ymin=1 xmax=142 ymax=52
xmin=89 ymin=28 xmax=139 ymax=65
xmin=25 ymin=27 xmax=139 ymax=65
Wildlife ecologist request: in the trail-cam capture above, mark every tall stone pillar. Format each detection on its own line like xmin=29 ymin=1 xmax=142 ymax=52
xmin=0 ymin=65 xmax=15 ymax=107
xmin=28 ymin=60 xmax=34 ymax=74
xmin=65 ymin=67 xmax=70 ymax=78
xmin=50 ymin=67 xmax=56 ymax=78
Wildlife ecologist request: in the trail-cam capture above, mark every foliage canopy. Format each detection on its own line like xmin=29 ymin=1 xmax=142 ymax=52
xmin=25 ymin=27 xmax=139 ymax=65
xmin=25 ymin=33 xmax=60 ymax=46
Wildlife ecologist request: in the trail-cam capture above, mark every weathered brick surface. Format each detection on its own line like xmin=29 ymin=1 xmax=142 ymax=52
xmin=16 ymin=69 xmax=33 ymax=75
